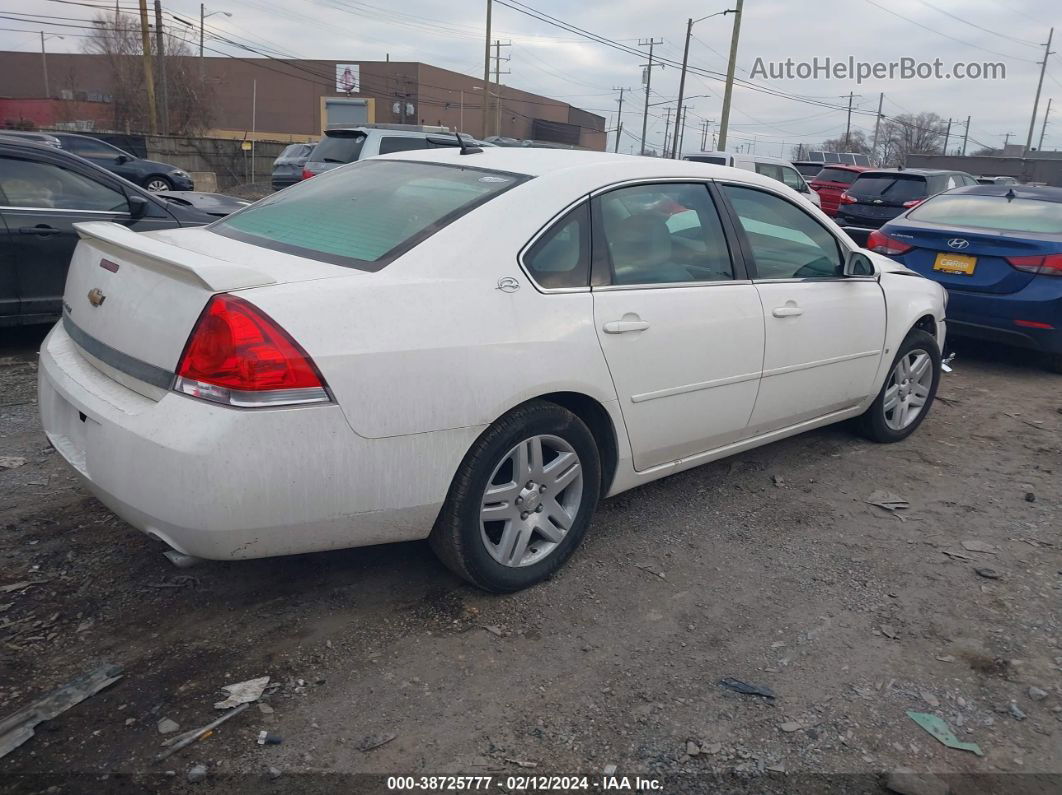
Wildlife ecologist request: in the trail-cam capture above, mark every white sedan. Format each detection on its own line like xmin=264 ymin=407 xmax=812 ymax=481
xmin=39 ymin=148 xmax=946 ymax=592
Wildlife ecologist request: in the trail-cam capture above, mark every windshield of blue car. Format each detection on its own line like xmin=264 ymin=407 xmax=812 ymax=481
xmin=212 ymin=159 xmax=529 ymax=271
xmin=907 ymin=193 xmax=1062 ymax=234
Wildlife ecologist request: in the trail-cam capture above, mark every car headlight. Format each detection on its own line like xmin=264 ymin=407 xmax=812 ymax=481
xmin=171 ymin=169 xmax=189 ymax=177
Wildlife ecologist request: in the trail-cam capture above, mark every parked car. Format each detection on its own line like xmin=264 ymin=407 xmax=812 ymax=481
xmin=811 ymin=164 xmax=871 ymax=217
xmin=1 ymin=130 xmax=194 ymax=192
xmin=39 ymin=149 xmax=945 ymax=591
xmin=976 ymin=175 xmax=1019 ymax=186
xmin=868 ymin=183 xmax=1062 ymax=372
xmin=836 ymin=168 xmax=977 ymax=230
xmin=271 ymin=142 xmax=315 ymax=191
xmin=684 ymin=151 xmax=822 ymax=208
xmin=0 ymin=130 xmax=61 ymax=147
xmin=302 ymin=124 xmax=463 ymax=178
xmin=0 ymin=138 xmax=222 ymax=326
xmin=792 ymin=160 xmax=825 ymax=180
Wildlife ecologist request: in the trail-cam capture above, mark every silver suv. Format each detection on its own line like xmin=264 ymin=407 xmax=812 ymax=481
xmin=302 ymin=124 xmax=471 ymax=178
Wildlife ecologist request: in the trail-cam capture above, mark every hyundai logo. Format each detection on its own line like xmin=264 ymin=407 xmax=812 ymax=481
xmin=947 ymin=238 xmax=970 ymax=250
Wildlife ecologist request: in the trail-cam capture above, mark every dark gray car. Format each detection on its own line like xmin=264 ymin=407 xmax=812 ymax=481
xmin=0 ymin=139 xmax=218 ymax=326
xmin=271 ymin=142 xmax=315 ymax=191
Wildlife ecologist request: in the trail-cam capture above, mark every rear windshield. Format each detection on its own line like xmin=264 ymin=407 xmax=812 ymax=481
xmin=815 ymin=167 xmax=859 ymax=185
xmin=309 ymin=132 xmax=366 ymax=164
xmin=794 ymin=163 xmax=822 ymax=178
xmin=212 ymin=159 xmax=528 ymax=270
xmin=907 ymin=193 xmax=1062 ymax=234
xmin=279 ymin=144 xmax=310 ymax=159
xmin=686 ymin=155 xmax=728 ymax=165
xmin=848 ymin=174 xmax=928 ymax=201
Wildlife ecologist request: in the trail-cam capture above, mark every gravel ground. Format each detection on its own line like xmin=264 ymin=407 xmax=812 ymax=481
xmin=1 ymin=326 xmax=1059 ymax=794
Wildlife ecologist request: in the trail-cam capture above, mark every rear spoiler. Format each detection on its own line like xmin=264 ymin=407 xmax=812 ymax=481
xmin=73 ymin=222 xmax=277 ymax=292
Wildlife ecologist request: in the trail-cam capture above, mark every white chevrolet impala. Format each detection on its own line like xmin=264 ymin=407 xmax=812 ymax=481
xmin=39 ymin=147 xmax=946 ymax=591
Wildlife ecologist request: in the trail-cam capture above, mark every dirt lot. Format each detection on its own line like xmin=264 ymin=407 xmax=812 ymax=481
xmin=1 ymin=325 xmax=1059 ymax=793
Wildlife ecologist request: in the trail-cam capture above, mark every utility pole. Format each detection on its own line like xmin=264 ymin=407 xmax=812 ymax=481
xmin=154 ymin=0 xmax=169 ymax=135
xmin=493 ymin=40 xmax=511 ymax=137
xmin=662 ymin=106 xmax=673 ymax=157
xmin=677 ymin=104 xmax=690 ymax=157
xmin=671 ymin=17 xmax=694 ymax=159
xmin=961 ymin=115 xmax=971 ymax=155
xmin=1003 ymin=131 xmax=1013 ymax=149
xmin=700 ymin=119 xmax=708 ymax=150
xmin=717 ymin=0 xmax=743 ymax=152
xmin=612 ymin=86 xmax=629 ymax=153
xmin=638 ymin=37 xmax=663 ymax=155
xmin=481 ymin=0 xmax=492 ymax=138
xmin=40 ymin=32 xmax=50 ymax=98
xmin=942 ymin=118 xmax=952 ymax=155
xmin=1026 ymin=27 xmax=1054 ymax=151
xmin=870 ymin=92 xmax=884 ymax=164
xmin=200 ymin=2 xmax=205 ymax=57
xmin=1039 ymin=98 xmax=1052 ymax=150
xmin=138 ymin=0 xmax=158 ymax=135
xmin=843 ymin=92 xmax=854 ymax=150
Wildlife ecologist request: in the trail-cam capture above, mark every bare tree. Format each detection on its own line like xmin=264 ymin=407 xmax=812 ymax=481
xmin=817 ymin=130 xmax=872 ymax=154
xmin=876 ymin=112 xmax=948 ymax=167
xmin=81 ymin=11 xmax=213 ymax=135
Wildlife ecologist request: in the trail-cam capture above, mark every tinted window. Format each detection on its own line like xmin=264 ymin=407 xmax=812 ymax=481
xmin=907 ymin=193 xmax=1062 ymax=234
xmin=754 ymin=163 xmax=783 ymax=182
xmin=378 ymin=136 xmax=428 ymax=155
xmin=848 ymin=174 xmax=928 ymax=202
xmin=213 ymin=160 xmax=526 ymax=270
xmin=523 ymin=203 xmax=590 ymax=289
xmin=723 ymin=184 xmax=843 ymax=279
xmin=598 ymin=183 xmax=733 ymax=285
xmin=686 ymin=155 xmax=728 ymax=165
xmin=794 ymin=163 xmax=822 ymax=178
xmin=0 ymin=157 xmax=128 ymax=211
xmin=816 ymin=167 xmax=859 ymax=185
xmin=62 ymin=136 xmax=124 ymax=158
xmin=310 ymin=132 xmax=366 ymax=163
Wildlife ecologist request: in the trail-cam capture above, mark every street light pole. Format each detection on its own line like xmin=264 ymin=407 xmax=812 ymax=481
xmin=672 ymin=9 xmax=735 ymax=159
xmin=717 ymin=0 xmax=743 ymax=152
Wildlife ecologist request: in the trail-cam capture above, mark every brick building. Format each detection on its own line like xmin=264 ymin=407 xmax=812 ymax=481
xmin=0 ymin=50 xmax=606 ymax=150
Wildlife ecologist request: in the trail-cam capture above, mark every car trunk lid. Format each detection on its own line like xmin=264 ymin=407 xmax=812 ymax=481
xmin=63 ymin=222 xmax=352 ymax=388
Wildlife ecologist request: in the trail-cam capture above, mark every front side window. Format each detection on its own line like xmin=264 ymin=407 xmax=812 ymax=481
xmin=378 ymin=136 xmax=428 ymax=155
xmin=722 ymin=184 xmax=843 ymax=279
xmin=0 ymin=157 xmax=128 ymax=211
xmin=213 ymin=159 xmax=527 ymax=270
xmin=754 ymin=162 xmax=783 ymax=182
xmin=597 ymin=183 xmax=734 ymax=285
xmin=62 ymin=136 xmax=125 ymax=159
xmin=523 ymin=203 xmax=590 ymax=289
xmin=780 ymin=167 xmax=807 ymax=192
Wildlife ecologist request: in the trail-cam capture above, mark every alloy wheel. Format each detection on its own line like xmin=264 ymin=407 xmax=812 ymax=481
xmin=883 ymin=348 xmax=933 ymax=430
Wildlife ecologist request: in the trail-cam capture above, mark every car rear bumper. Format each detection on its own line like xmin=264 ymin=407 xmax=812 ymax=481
xmin=38 ymin=323 xmax=477 ymax=560
xmin=945 ymin=279 xmax=1062 ymax=354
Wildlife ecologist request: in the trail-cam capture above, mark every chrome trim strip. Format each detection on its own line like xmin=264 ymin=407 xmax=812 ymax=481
xmin=762 ymin=349 xmax=881 ymax=378
xmin=752 ymin=276 xmax=878 ymax=284
xmin=0 ymin=206 xmax=129 ymax=215
xmin=594 ymin=279 xmax=753 ymax=292
xmin=631 ymin=369 xmax=762 ymax=404
xmin=63 ymin=314 xmax=175 ymax=390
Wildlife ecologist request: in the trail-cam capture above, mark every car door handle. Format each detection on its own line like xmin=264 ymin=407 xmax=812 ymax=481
xmin=19 ymin=224 xmax=61 ymax=237
xmin=603 ymin=319 xmax=650 ymax=334
xmin=772 ymin=306 xmax=804 ymax=318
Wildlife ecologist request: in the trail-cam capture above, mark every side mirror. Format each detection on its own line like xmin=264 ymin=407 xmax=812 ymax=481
xmin=128 ymin=193 xmax=149 ymax=219
xmin=115 ymin=154 xmax=130 ymax=164
xmin=844 ymin=250 xmax=876 ymax=277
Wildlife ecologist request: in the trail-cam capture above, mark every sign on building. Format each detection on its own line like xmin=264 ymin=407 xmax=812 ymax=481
xmin=336 ymin=64 xmax=360 ymax=94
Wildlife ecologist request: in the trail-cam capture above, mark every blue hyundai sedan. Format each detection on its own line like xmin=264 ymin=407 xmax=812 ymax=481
xmin=867 ymin=184 xmax=1062 ymax=373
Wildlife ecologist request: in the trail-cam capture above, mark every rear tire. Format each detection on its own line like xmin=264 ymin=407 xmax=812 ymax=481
xmin=429 ymin=400 xmax=601 ymax=593
xmin=858 ymin=328 xmax=941 ymax=443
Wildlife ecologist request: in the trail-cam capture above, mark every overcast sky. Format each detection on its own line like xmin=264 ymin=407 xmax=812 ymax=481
xmin=3 ymin=0 xmax=1060 ymax=155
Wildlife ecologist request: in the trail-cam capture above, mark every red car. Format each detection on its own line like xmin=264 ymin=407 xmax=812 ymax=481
xmin=811 ymin=165 xmax=871 ymax=217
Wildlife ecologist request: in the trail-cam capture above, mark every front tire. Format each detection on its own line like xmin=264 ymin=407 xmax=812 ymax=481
xmin=143 ymin=175 xmax=173 ymax=192
xmin=429 ymin=400 xmax=601 ymax=592
xmin=859 ymin=328 xmax=941 ymax=443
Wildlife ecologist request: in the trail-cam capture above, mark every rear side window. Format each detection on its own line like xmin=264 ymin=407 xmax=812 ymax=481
xmin=848 ymin=174 xmax=928 ymax=202
xmin=212 ymin=160 xmax=527 ymax=271
xmin=816 ymin=168 xmax=859 ymax=185
xmin=779 ymin=167 xmax=806 ymax=191
xmin=310 ymin=132 xmax=366 ymax=164
xmin=378 ymin=136 xmax=428 ymax=155
xmin=906 ymin=193 xmax=1062 ymax=233
xmin=523 ymin=203 xmax=590 ymax=289
xmin=754 ymin=163 xmax=783 ymax=182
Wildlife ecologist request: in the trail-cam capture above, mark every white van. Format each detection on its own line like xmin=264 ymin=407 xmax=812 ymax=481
xmin=684 ymin=151 xmax=822 ymax=208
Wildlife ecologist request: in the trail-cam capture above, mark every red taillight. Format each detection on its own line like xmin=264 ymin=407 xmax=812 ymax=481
xmin=175 ymin=294 xmax=329 ymax=407
xmin=1007 ymin=253 xmax=1062 ymax=276
xmin=301 ymin=167 xmax=314 ymax=180
xmin=867 ymin=229 xmax=913 ymax=256
xmin=1014 ymin=319 xmax=1055 ymax=329
xmin=839 ymin=192 xmax=857 ymax=205
xmin=902 ymin=198 xmax=925 ymax=209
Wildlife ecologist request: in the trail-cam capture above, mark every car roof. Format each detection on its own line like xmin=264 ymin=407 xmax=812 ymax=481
xmin=946 ymin=183 xmax=1062 ymax=202
xmin=0 ymin=130 xmax=60 ymax=143
xmin=0 ymin=136 xmax=65 ymax=153
xmin=815 ymin=164 xmax=870 ymax=172
xmin=859 ymin=168 xmax=963 ymax=177
xmin=372 ymin=147 xmax=805 ymax=193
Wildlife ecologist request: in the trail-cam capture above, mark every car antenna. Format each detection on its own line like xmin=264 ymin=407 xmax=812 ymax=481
xmin=455 ymin=132 xmax=482 ymax=156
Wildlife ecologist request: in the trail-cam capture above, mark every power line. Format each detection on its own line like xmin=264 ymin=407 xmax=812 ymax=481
xmin=914 ymin=0 xmax=1040 ymax=48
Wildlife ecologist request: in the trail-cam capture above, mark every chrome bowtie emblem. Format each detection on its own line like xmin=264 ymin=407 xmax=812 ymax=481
xmin=497 ymin=276 xmax=520 ymax=293
xmin=947 ymin=238 xmax=970 ymax=250
xmin=87 ymin=288 xmax=106 ymax=307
